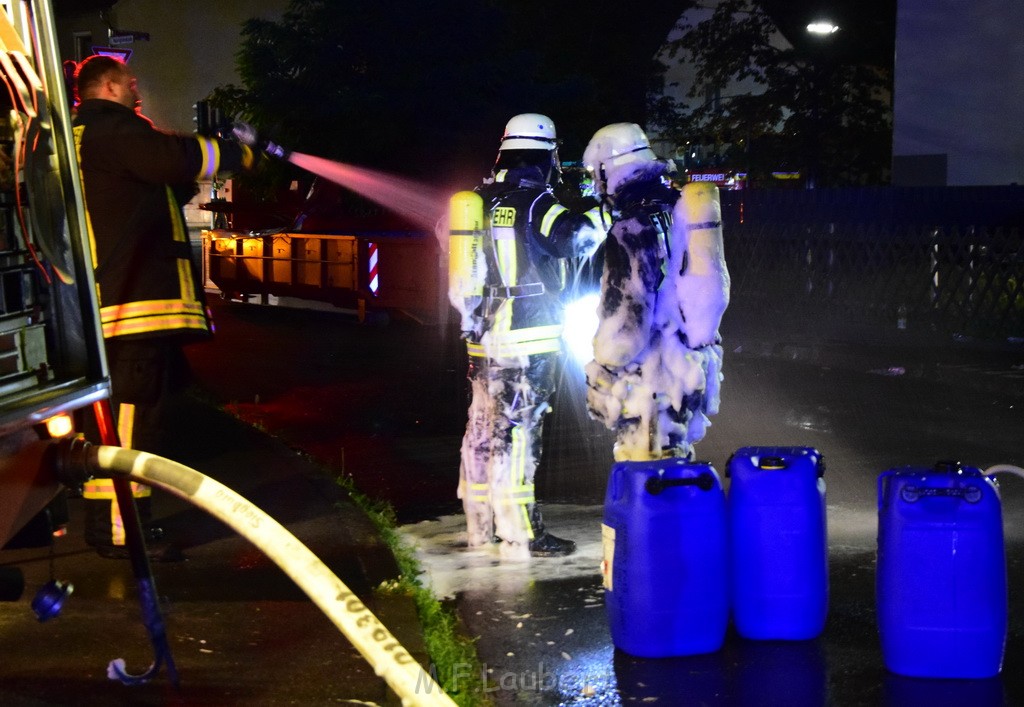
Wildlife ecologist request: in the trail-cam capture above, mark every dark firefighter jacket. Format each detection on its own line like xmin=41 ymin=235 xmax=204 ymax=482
xmin=469 ymin=166 xmax=604 ymax=359
xmin=73 ymin=98 xmax=254 ymax=342
xmin=594 ymin=163 xmax=684 ymax=372
xmin=600 ymin=163 xmax=682 ymax=351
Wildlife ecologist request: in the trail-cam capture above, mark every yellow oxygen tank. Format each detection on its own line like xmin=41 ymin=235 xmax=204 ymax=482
xmin=448 ymin=190 xmax=487 ymax=333
xmin=673 ymin=181 xmax=730 ymax=349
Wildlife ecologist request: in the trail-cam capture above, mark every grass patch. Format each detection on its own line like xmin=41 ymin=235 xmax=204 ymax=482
xmin=213 ymin=398 xmax=489 ymax=704
xmin=336 ymin=474 xmax=492 ymax=707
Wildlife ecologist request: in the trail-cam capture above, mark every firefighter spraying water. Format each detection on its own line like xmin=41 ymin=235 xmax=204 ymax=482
xmin=448 ymin=114 xmax=606 ymax=560
xmin=0 ymin=34 xmax=454 ymax=694
xmin=581 ymin=123 xmax=729 ymax=462
xmin=233 ymin=115 xmax=610 ymax=560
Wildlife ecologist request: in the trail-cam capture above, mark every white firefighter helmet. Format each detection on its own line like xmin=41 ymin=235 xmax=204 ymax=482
xmin=499 ymin=113 xmax=558 ymax=151
xmin=582 ymin=122 xmax=658 ymax=196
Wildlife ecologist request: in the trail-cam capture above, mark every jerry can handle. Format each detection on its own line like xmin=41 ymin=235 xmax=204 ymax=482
xmin=646 ymin=473 xmax=715 ymax=495
xmin=900 ymin=484 xmax=982 ymax=503
xmin=877 ymin=469 xmax=895 ymax=510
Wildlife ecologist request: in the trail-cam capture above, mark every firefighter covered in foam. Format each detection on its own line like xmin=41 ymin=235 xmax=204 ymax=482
xmin=448 ymin=113 xmax=605 ymax=559
xmin=582 ymin=123 xmax=729 ymax=462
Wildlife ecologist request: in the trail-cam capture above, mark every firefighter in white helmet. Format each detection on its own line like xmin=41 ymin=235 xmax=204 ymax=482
xmin=451 ymin=113 xmax=605 ymax=559
xmin=581 ymin=122 xmax=730 ymax=461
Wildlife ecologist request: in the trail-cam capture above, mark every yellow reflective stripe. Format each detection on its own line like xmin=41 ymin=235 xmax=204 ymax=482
xmin=584 ymin=206 xmax=604 ymax=229
xmin=102 ymin=312 xmax=208 ymax=338
xmin=496 ymin=324 xmax=563 ymax=343
xmin=82 ymin=479 xmax=151 ymax=499
xmin=167 ymin=185 xmax=188 ymax=243
xmin=493 ymin=492 xmax=536 ymax=504
xmin=101 ymin=299 xmax=205 ymax=322
xmin=101 ymin=298 xmax=209 ymax=337
xmin=83 ymin=479 xmax=116 ymax=498
xmin=240 ymin=144 xmax=255 ymax=170
xmin=511 ymin=426 xmax=527 ymax=487
xmin=510 ymin=427 xmax=533 ymax=539
xmin=196 ymin=136 xmax=219 ymax=180
xmin=539 ymin=203 xmax=567 ymax=238
xmin=506 ymin=490 xmax=535 ymax=501
xmin=178 ymin=250 xmax=195 ymax=301
xmin=118 ymin=403 xmax=135 ymax=449
xmin=467 ymin=482 xmax=489 ymax=501
xmin=467 ymin=337 xmax=562 ymax=357
xmin=197 ymin=138 xmax=212 ymax=179
xmin=82 ymin=489 xmax=118 ymax=499
xmin=467 ymin=323 xmax=564 ymax=356
xmin=474 ymin=324 xmax=563 ymax=347
xmin=494 ymin=229 xmax=517 ymax=335
xmin=164 ymin=185 xmax=197 ymax=304
xmin=73 ymin=124 xmax=101 ymax=271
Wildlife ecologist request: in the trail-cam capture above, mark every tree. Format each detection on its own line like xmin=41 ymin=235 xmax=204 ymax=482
xmin=211 ymin=0 xmax=688 ymax=190
xmin=210 ymin=0 xmax=517 ymax=183
xmin=653 ymin=0 xmax=892 ymax=187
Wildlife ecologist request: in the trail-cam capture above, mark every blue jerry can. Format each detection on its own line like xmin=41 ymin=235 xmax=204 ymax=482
xmin=727 ymin=446 xmax=828 ymax=640
xmin=877 ymin=461 xmax=1007 ymax=678
xmin=602 ymin=458 xmax=728 ymax=658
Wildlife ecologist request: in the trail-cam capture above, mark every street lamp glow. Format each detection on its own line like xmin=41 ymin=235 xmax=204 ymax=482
xmin=806 ymin=21 xmax=840 ymax=35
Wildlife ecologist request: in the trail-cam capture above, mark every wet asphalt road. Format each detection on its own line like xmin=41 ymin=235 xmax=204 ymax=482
xmin=191 ymin=299 xmax=1024 ymax=706
xmin=2 ymin=296 xmax=1022 ymax=705
xmin=452 ymin=350 xmax=1024 ymax=706
xmin=446 ymin=337 xmax=1024 ymax=706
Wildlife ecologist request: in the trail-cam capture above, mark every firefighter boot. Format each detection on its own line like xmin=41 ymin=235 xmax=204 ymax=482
xmin=527 ymin=506 xmax=576 ymax=557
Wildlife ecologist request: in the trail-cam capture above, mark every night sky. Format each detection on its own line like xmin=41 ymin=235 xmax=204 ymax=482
xmin=760 ymin=0 xmax=897 ymax=67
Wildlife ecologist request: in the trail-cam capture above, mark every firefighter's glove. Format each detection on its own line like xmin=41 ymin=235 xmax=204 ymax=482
xmin=231 ymin=120 xmax=260 ymax=147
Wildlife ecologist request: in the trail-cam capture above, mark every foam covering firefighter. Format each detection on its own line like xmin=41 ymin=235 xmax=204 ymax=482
xmin=72 ymin=55 xmax=255 ymax=559
xmin=582 ymin=123 xmax=729 ymax=462
xmin=449 ymin=113 xmax=605 ymax=559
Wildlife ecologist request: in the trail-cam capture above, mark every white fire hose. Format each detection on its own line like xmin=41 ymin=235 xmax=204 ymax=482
xmin=75 ymin=443 xmax=456 ymax=707
xmin=984 ymin=464 xmax=1024 ymax=479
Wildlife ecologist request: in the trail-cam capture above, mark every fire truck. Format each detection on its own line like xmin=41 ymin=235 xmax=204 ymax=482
xmin=202 ymin=177 xmax=447 ymax=325
xmin=0 ymin=8 xmax=458 ymax=700
xmin=0 ymin=0 xmax=110 ymax=600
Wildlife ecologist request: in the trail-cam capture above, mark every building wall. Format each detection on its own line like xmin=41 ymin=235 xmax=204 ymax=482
xmin=649 ymin=1 xmax=792 ymax=170
xmin=56 ymin=0 xmax=287 ymax=133
xmin=892 ymin=0 xmax=1024 ymax=186
xmin=55 ymin=1 xmax=292 ymax=231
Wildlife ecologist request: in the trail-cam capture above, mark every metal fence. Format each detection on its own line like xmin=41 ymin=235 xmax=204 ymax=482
xmin=721 ymin=187 xmax=1024 ymax=341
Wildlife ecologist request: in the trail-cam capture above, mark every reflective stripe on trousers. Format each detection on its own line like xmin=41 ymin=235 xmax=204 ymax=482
xmin=457 ymin=353 xmax=556 ymax=547
xmin=82 ymin=402 xmax=149 ymax=546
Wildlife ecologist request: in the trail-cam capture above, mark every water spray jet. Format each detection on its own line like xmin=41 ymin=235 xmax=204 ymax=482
xmin=279 ymin=150 xmax=449 ymax=236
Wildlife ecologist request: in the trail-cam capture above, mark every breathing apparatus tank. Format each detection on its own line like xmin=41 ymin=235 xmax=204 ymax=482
xmin=448 ymin=190 xmax=487 ymax=334
xmin=673 ymin=182 xmax=729 ymax=349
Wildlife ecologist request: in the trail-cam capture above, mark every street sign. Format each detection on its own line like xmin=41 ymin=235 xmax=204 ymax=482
xmin=91 ymin=46 xmax=132 ymax=63
xmin=108 ymin=30 xmax=150 ymax=45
